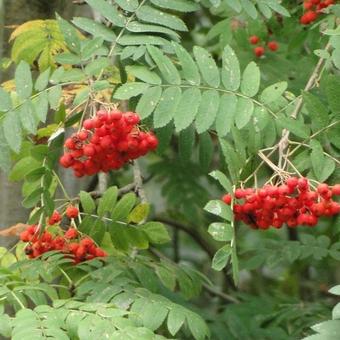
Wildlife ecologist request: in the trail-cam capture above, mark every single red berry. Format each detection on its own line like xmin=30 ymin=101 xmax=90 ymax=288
xmin=304 ymin=1 xmax=314 ymax=10
xmin=332 ymin=184 xmax=340 ymax=196
xmin=222 ymin=194 xmax=232 ymax=205
xmin=249 ymin=35 xmax=260 ymax=45
xmin=254 ymin=46 xmax=265 ymax=57
xmin=66 ymin=205 xmax=79 ymax=219
xmin=83 ymin=119 xmax=94 ymax=130
xmin=65 ymin=228 xmax=78 ymax=239
xmin=48 ymin=210 xmax=62 ymax=225
xmin=78 ymin=130 xmax=89 ymax=141
xmin=80 ymin=238 xmax=94 ymax=249
xmin=267 ymin=41 xmax=279 ymax=52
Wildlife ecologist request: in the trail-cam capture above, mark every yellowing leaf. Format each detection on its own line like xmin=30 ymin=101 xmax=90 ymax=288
xmin=10 ymin=20 xmax=68 ymax=70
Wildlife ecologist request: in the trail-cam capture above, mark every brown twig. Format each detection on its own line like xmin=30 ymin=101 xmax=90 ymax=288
xmin=154 ymin=217 xmax=216 ymax=258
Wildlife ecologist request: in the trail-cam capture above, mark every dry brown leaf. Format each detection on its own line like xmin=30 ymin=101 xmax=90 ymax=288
xmin=0 ymin=223 xmax=28 ymax=237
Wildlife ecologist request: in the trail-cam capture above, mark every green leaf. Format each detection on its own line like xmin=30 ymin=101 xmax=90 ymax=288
xmin=97 ymin=186 xmax=118 ymax=217
xmin=113 ymin=82 xmax=149 ymax=100
xmin=150 ymin=0 xmax=199 ymax=12
xmin=326 ymin=75 xmax=340 ymax=115
xmin=167 ymin=306 xmax=186 ymax=336
xmin=215 ymin=93 xmax=237 ymax=136
xmin=33 ymin=92 xmax=49 ymax=123
xmin=142 ymin=302 xmax=168 ymax=331
xmin=19 ymin=101 xmax=37 ymax=134
xmin=240 ymin=0 xmax=257 ymax=18
xmin=277 ymin=114 xmax=310 ymax=139
xmin=0 ymin=128 xmax=11 ymax=172
xmin=241 ymin=61 xmax=260 ymax=97
xmin=260 ymin=82 xmax=287 ymax=104
xmin=204 ymin=200 xmax=232 ymax=221
xmin=57 ymin=15 xmax=81 ymax=53
xmin=136 ymin=5 xmax=187 ymax=31
xmin=186 ymin=312 xmax=210 ymax=340
xmin=316 ymin=157 xmax=336 ymax=182
xmin=156 ymin=265 xmax=176 ymax=291
xmin=54 ymin=52 xmax=81 ymax=65
xmin=310 ymin=140 xmax=325 ymax=182
xmin=208 ymin=222 xmax=233 ymax=242
xmin=195 ymin=90 xmax=220 ymax=133
xmin=193 ymin=46 xmax=220 ymax=88
xmin=22 ymin=187 xmax=44 ymax=208
xmin=141 ymin=222 xmax=170 ymax=244
xmin=153 ymin=86 xmax=181 ymax=128
xmin=128 ymin=203 xmax=150 ymax=223
xmin=147 ymin=46 xmax=181 ymax=85
xmin=85 ymin=0 xmax=126 ymax=27
xmin=3 ymin=110 xmax=22 ymax=153
xmin=226 ymin=0 xmax=242 ymax=12
xmin=34 ymin=68 xmax=50 ymax=91
xmin=119 ymin=34 xmax=168 ymax=46
xmin=235 ymin=97 xmax=254 ymax=129
xmin=212 ymin=245 xmax=231 ymax=271
xmin=48 ymin=85 xmax=62 ymax=110
xmin=311 ymin=320 xmax=340 ymax=336
xmin=111 ymin=192 xmax=136 ymax=222
xmin=25 ymin=167 xmax=46 ymax=182
xmin=209 ymin=170 xmax=233 ymax=193
xmin=79 ymin=216 xmax=106 ymax=244
xmin=15 ymin=61 xmax=33 ymax=99
xmin=115 ymin=0 xmax=139 ymax=11
xmin=219 ymin=138 xmax=242 ymax=182
xmin=125 ymin=22 xmax=179 ymax=40
xmin=136 ymin=86 xmax=162 ymax=119
xmin=0 ymin=88 xmax=12 ymax=112
xmin=126 ymin=65 xmax=161 ymax=85
xmin=72 ymin=17 xmax=116 ymax=41
xmin=221 ymin=45 xmax=240 ymax=91
xmin=303 ymin=92 xmax=329 ymax=131
xmin=179 ymin=125 xmax=195 ymax=162
xmin=80 ymin=191 xmax=96 ymax=214
xmin=266 ymin=0 xmax=290 ymax=16
xmin=172 ymin=42 xmax=200 ymax=85
xmin=199 ymin=132 xmax=214 ymax=172
xmin=174 ymin=88 xmax=201 ymax=131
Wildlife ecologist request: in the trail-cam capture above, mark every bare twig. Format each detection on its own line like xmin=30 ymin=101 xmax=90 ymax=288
xmin=154 ymin=217 xmax=216 ymax=258
xmin=133 ymin=161 xmax=147 ymax=203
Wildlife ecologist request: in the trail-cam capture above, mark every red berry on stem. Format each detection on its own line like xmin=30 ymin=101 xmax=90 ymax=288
xmin=66 ymin=205 xmax=79 ymax=219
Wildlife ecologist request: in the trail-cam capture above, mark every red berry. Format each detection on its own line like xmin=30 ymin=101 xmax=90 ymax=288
xmin=83 ymin=119 xmax=94 ymax=130
xmin=254 ymin=46 xmax=265 ymax=57
xmin=48 ymin=210 xmax=62 ymax=225
xmin=222 ymin=194 xmax=232 ymax=205
xmin=65 ymin=228 xmax=78 ymax=239
xmin=304 ymin=1 xmax=314 ymax=10
xmin=249 ymin=35 xmax=260 ymax=44
xmin=267 ymin=41 xmax=279 ymax=52
xmin=66 ymin=205 xmax=79 ymax=219
xmin=332 ymin=184 xmax=340 ymax=196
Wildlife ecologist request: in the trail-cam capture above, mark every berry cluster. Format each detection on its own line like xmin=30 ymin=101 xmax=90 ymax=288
xmin=20 ymin=223 xmax=107 ymax=263
xmin=59 ymin=110 xmax=158 ymax=177
xmin=222 ymin=178 xmax=340 ymax=230
xmin=249 ymin=35 xmax=279 ymax=58
xmin=300 ymin=0 xmax=334 ymax=25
